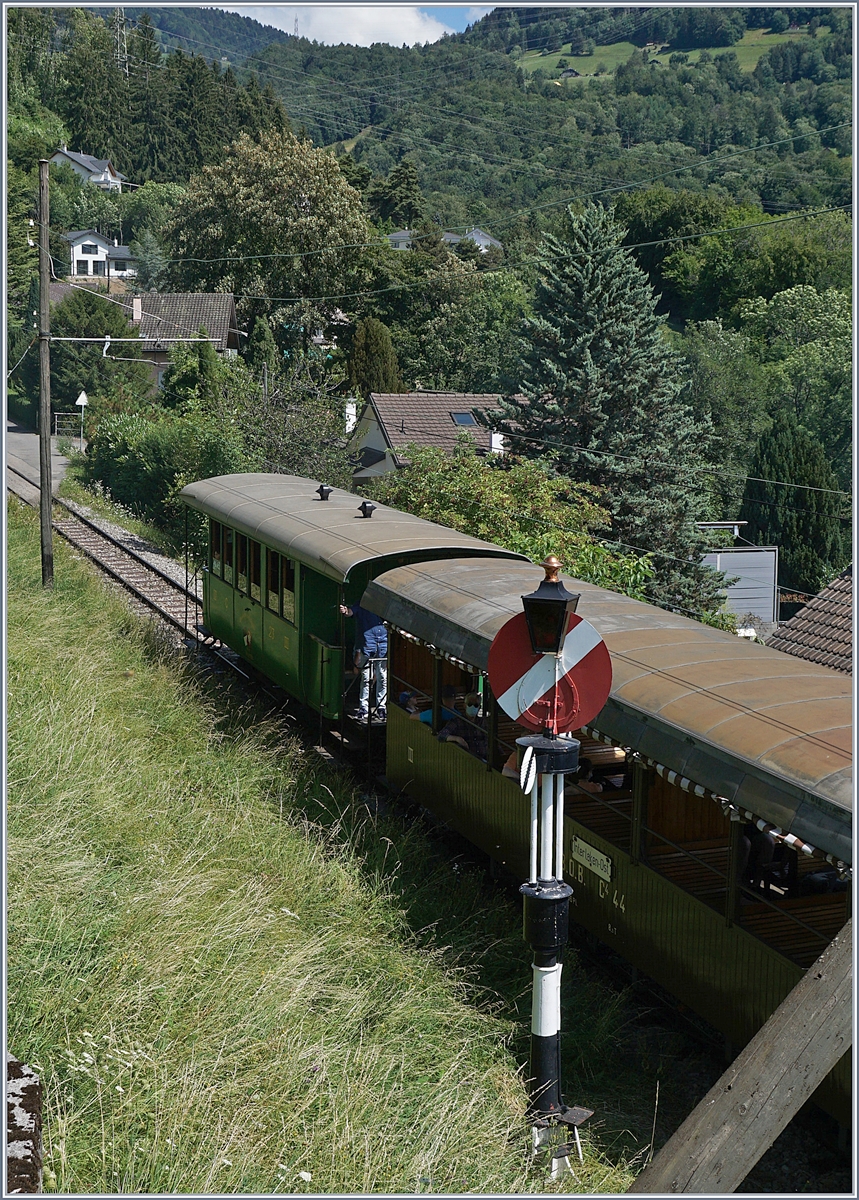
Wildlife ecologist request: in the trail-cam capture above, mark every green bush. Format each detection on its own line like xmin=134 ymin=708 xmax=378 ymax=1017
xmin=85 ymin=411 xmax=247 ymax=534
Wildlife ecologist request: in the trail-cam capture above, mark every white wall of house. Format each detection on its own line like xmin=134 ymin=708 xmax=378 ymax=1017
xmin=350 ymin=407 xmax=398 ymax=479
xmin=66 ymin=233 xmax=136 ymax=278
xmin=67 ymin=234 xmax=111 ymax=277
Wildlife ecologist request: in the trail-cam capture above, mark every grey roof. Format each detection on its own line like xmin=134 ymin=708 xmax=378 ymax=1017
xmin=62 ymin=229 xmax=105 ymax=243
xmin=366 ymin=392 xmax=501 ymax=460
xmin=767 ymin=567 xmax=852 ymax=674
xmin=108 ymin=246 xmax=136 ymax=262
xmin=52 ymin=148 xmax=126 ymax=180
xmin=179 ymin=474 xmax=527 ymax=584
xmin=363 ymin=557 xmax=852 ymax=864
xmin=116 ymin=293 xmax=240 ymax=351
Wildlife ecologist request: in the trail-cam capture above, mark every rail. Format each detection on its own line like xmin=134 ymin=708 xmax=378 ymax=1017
xmin=8 ymin=463 xmax=204 ymax=642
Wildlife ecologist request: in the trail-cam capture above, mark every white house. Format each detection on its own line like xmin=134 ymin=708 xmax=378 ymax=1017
xmin=62 ymin=230 xmax=137 ymax=280
xmin=50 ymin=147 xmax=126 ymax=191
xmin=387 ymin=226 xmax=502 ymax=253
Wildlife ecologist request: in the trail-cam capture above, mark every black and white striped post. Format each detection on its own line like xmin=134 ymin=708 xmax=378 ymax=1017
xmin=487 ymin=557 xmax=609 ymax=1175
xmin=517 ymin=734 xmax=592 ymax=1172
xmin=516 ymin=558 xmax=595 ymax=1173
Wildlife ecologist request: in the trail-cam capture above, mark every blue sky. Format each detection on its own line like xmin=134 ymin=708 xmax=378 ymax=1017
xmin=217 ymin=6 xmax=494 ymax=46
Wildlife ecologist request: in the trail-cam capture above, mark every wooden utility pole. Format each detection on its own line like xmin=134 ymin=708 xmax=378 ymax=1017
xmin=628 ymin=920 xmax=852 ymax=1193
xmin=38 ymin=158 xmax=54 ymax=588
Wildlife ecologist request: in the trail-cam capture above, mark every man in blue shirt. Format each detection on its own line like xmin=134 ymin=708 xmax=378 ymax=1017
xmin=340 ymin=603 xmax=387 ymax=720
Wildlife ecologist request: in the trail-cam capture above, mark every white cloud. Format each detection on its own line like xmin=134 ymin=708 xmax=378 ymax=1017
xmin=217 ymin=6 xmax=455 ymax=47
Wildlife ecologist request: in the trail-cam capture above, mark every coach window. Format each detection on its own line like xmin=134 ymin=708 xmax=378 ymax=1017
xmin=267 ymin=549 xmax=280 ymax=611
xmin=236 ymin=534 xmax=249 ymax=594
xmin=210 ymin=519 xmax=222 ymax=576
xmin=281 ymin=557 xmax=296 ymax=624
xmin=223 ymin=528 xmax=234 ymax=585
xmin=249 ymin=540 xmax=261 ymax=602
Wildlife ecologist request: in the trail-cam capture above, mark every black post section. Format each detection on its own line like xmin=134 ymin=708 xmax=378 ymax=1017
xmin=485 ymin=682 xmax=498 ymax=772
xmin=515 ymin=734 xmax=581 ymax=1125
xmin=725 ymin=813 xmax=743 ymax=928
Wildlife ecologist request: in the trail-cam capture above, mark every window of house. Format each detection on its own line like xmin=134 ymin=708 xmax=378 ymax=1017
xmin=81 ymin=243 xmax=98 ymax=255
xmin=249 ymin=540 xmax=261 ymax=602
xmin=77 ymin=260 xmax=89 ymax=275
xmin=451 ymin=412 xmax=477 ymax=426
xmin=210 ymin=519 xmax=222 ymax=576
xmin=92 ymin=261 xmax=105 ymax=276
xmin=236 ymin=534 xmax=249 ymax=593
xmin=223 ymin=527 xmax=234 ymax=585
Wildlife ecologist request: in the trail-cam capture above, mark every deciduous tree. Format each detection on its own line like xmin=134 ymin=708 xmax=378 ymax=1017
xmin=165 ymin=130 xmax=372 ymax=337
xmin=367 ymin=437 xmax=654 ymax=599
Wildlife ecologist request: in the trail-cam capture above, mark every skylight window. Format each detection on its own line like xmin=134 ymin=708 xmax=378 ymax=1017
xmin=451 ymin=412 xmax=477 ymax=426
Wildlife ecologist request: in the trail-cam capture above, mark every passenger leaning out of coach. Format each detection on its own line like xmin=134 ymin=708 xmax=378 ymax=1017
xmin=340 ymin=602 xmax=387 ymax=720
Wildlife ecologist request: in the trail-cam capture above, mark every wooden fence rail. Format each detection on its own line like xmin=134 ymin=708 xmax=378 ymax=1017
xmin=628 ymin=919 xmax=852 ymax=1193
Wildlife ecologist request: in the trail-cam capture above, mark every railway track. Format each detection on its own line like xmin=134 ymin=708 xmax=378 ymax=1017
xmin=8 ymin=462 xmax=206 ymax=643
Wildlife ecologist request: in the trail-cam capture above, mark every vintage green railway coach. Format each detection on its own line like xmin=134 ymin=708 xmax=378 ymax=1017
xmin=179 ymin=475 xmax=852 ymax=1131
xmin=365 ymin=557 xmax=853 ymax=1127
xmin=180 ymin=474 xmax=526 ymax=716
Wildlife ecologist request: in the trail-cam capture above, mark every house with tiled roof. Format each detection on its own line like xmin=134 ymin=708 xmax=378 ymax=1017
xmin=349 ymin=391 xmax=505 ymax=482
xmin=766 ymin=566 xmax=852 ymax=674
xmin=51 ymin=147 xmax=126 ymax=191
xmin=115 ymin=293 xmax=242 ymax=388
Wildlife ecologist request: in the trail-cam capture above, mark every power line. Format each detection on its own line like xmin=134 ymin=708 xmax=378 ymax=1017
xmin=119 ymin=14 xmax=852 ymax=224
xmin=359 ymin=411 xmax=851 ymax=506
xmin=162 ymin=199 xmax=850 ymax=304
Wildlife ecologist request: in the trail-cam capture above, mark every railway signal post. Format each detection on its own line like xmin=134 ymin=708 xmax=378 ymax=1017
xmin=488 ymin=557 xmax=612 ymax=1175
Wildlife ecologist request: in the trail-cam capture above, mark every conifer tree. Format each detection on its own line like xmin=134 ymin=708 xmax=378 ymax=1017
xmin=367 ymin=160 xmax=425 ymax=228
xmin=160 ymin=326 xmax=223 ymax=412
xmin=349 ymin=318 xmax=402 ymax=396
xmin=493 ymin=202 xmax=724 ymax=616
xmin=246 ymin=317 xmax=280 ymax=383
xmin=739 ymin=419 xmax=845 ymax=597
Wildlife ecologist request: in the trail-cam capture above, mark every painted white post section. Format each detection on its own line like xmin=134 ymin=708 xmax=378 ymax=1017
xmin=555 ymin=775 xmax=565 ymax=881
xmin=531 ymin=963 xmax=563 ymax=1036
xmin=540 ymin=774 xmax=554 ymax=879
xmin=530 ymin=780 xmax=539 ymax=883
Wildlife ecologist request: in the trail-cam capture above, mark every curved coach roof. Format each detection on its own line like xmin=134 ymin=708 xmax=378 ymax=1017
xmin=363 ymin=558 xmax=853 ymax=864
xmin=180 ymin=474 xmax=527 ymax=583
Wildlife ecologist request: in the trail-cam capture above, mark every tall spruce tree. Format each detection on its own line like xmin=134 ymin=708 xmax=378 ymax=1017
xmin=349 ymin=317 xmax=401 ymax=396
xmin=738 ymin=419 xmax=845 ymax=597
xmin=493 ymin=202 xmax=724 ymax=616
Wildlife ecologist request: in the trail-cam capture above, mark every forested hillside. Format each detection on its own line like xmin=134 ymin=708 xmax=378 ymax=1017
xmin=6 ymin=5 xmax=851 ymax=613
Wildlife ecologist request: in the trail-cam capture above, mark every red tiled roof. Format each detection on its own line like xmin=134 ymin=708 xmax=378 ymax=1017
xmin=369 ymin=391 xmax=503 ymax=460
xmin=766 ymin=567 xmax=852 ymax=675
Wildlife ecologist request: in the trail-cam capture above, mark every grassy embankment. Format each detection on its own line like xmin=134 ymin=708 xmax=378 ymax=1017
xmin=522 ymin=23 xmax=826 ymax=76
xmin=7 ymin=497 xmax=652 ymax=1194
